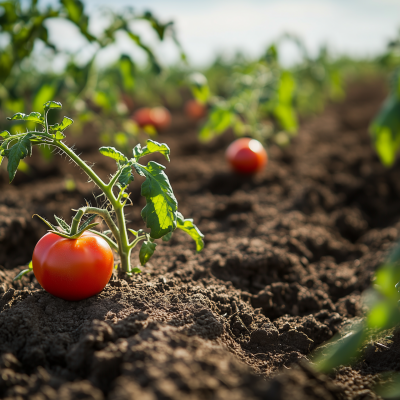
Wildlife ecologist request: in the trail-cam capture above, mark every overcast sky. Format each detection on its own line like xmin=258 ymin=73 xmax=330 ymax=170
xmin=42 ymin=0 xmax=400 ymax=68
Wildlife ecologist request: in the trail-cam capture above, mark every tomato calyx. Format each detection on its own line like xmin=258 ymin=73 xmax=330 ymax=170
xmin=33 ymin=210 xmax=99 ymax=240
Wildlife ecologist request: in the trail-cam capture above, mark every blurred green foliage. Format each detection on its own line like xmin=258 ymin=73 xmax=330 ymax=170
xmin=0 ymin=0 xmax=184 ymax=151
xmin=312 ymin=242 xmax=400 ymax=396
xmin=370 ymin=30 xmax=400 ymax=167
xmin=189 ymin=34 xmax=346 ymax=146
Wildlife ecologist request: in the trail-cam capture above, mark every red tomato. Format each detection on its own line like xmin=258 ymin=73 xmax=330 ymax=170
xmin=150 ymin=107 xmax=171 ymax=130
xmin=185 ymin=99 xmax=207 ymax=120
xmin=226 ymin=138 xmax=268 ymax=174
xmin=32 ymin=231 xmax=114 ymax=301
xmin=133 ymin=107 xmax=171 ymax=130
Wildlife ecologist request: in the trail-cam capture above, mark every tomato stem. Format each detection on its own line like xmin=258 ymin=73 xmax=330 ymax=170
xmin=55 ymin=140 xmax=134 ymax=273
xmin=70 ymin=209 xmax=85 ymax=235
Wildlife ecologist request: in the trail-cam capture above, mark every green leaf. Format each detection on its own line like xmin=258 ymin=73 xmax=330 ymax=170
xmin=13 ymin=268 xmax=32 ymax=281
xmin=132 ymin=267 xmax=142 ymax=274
xmin=119 ymin=54 xmax=135 ymax=90
xmin=199 ymin=108 xmax=234 ymax=142
xmin=133 ymin=139 xmax=170 ymax=162
xmin=33 ymin=214 xmax=59 ymax=231
xmin=74 ymin=223 xmax=99 ymax=238
xmin=7 ymin=134 xmax=33 ymax=182
xmin=33 ymin=84 xmax=57 ymax=113
xmin=44 ymin=101 xmax=62 ymax=111
xmin=0 ymin=130 xmax=11 ymax=138
xmin=313 ymin=324 xmax=365 ymax=373
xmin=54 ymin=215 xmax=71 ymax=233
xmin=273 ymin=71 xmax=298 ymax=134
xmin=99 ymin=146 xmax=128 ymax=162
xmin=135 ymin=161 xmax=178 ymax=239
xmin=370 ymin=95 xmax=400 ymax=166
xmin=7 ymin=112 xmax=44 ymax=126
xmin=118 ymin=165 xmax=134 ymax=187
xmin=367 ymin=298 xmax=400 ymax=330
xmin=176 ymin=212 xmax=204 ymax=252
xmin=162 ymin=231 xmax=173 ymax=242
xmin=79 ymin=214 xmax=97 ymax=232
xmin=49 ymin=117 xmax=73 ymax=138
xmin=189 ymin=73 xmax=210 ymax=104
xmin=139 ymin=241 xmax=157 ymax=265
xmin=128 ymin=228 xmax=138 ymax=237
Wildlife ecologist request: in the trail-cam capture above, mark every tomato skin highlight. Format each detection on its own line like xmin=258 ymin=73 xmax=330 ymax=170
xmin=185 ymin=99 xmax=207 ymax=120
xmin=133 ymin=107 xmax=171 ymax=130
xmin=32 ymin=232 xmax=114 ymax=301
xmin=226 ymin=138 xmax=268 ymax=174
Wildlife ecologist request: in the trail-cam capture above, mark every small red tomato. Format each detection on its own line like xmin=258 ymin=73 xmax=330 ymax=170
xmin=149 ymin=107 xmax=171 ymax=130
xmin=185 ymin=99 xmax=207 ymax=120
xmin=226 ymin=138 xmax=268 ymax=174
xmin=133 ymin=107 xmax=171 ymax=131
xmin=132 ymin=107 xmax=152 ymax=127
xmin=32 ymin=231 xmax=114 ymax=301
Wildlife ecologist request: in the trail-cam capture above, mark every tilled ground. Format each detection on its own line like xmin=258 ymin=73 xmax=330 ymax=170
xmin=1 ymin=79 xmax=400 ymax=400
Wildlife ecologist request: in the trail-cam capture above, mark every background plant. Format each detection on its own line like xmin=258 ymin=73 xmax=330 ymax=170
xmin=312 ymin=242 xmax=400 ymax=397
xmin=0 ymin=0 xmax=185 ymax=153
xmin=369 ymin=30 xmax=400 ymax=167
xmin=189 ymin=34 xmax=346 ymax=147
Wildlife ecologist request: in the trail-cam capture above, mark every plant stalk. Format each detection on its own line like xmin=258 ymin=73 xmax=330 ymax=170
xmin=55 ymin=140 xmax=133 ymax=273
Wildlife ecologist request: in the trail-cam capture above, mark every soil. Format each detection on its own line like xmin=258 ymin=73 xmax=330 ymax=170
xmin=1 ymin=79 xmax=400 ymax=400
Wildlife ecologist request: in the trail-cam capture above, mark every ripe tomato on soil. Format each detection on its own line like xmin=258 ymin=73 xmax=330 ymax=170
xmin=133 ymin=107 xmax=171 ymax=130
xmin=185 ymin=99 xmax=207 ymax=120
xmin=32 ymin=231 xmax=114 ymax=301
xmin=226 ymin=138 xmax=268 ymax=174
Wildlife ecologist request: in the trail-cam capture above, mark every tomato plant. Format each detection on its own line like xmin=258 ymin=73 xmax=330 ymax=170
xmin=226 ymin=138 xmax=267 ymax=174
xmin=2 ymin=101 xmax=204 ymax=282
xmin=32 ymin=232 xmax=114 ymax=301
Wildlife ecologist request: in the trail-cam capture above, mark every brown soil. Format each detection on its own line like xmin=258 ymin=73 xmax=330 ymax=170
xmin=1 ymin=79 xmax=399 ymax=400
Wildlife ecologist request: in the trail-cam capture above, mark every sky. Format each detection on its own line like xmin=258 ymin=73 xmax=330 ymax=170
xmin=41 ymin=0 xmax=400 ymax=68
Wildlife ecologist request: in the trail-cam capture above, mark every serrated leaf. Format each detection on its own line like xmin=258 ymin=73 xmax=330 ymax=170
xmin=99 ymin=146 xmax=128 ymax=162
xmin=7 ymin=112 xmax=44 ymax=125
xmin=44 ymin=101 xmax=62 ymax=111
xmin=176 ymin=212 xmax=204 ymax=252
xmin=75 ymin=222 xmax=99 ymax=238
xmin=118 ymin=165 xmax=134 ymax=187
xmin=0 ymin=130 xmax=10 ymax=138
xmin=133 ymin=139 xmax=170 ymax=162
xmin=49 ymin=117 xmax=73 ymax=137
xmin=79 ymin=214 xmax=97 ymax=231
xmin=135 ymin=161 xmax=178 ymax=239
xmin=162 ymin=231 xmax=173 ymax=242
xmin=139 ymin=241 xmax=157 ymax=265
xmin=128 ymin=228 xmax=138 ymax=237
xmin=54 ymin=215 xmax=71 ymax=233
xmin=132 ymin=143 xmax=143 ymax=159
xmin=13 ymin=268 xmax=32 ymax=281
xmin=7 ymin=134 xmax=33 ymax=182
xmin=33 ymin=214 xmax=59 ymax=231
